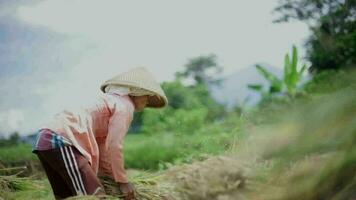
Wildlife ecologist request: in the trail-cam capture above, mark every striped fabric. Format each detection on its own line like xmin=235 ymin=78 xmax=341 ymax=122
xmin=60 ymin=146 xmax=87 ymax=195
xmin=33 ymin=128 xmax=72 ymax=151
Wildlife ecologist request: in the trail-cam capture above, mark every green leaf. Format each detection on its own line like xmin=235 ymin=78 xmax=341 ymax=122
xmin=284 ymin=46 xmax=303 ymax=95
xmin=291 ymin=45 xmax=298 ymax=75
xmin=256 ymin=65 xmax=280 ymax=83
xmin=299 ymin=64 xmax=307 ymax=76
xmin=284 ymin=54 xmax=291 ymax=85
xmin=255 ymin=65 xmax=283 ymax=93
xmin=248 ymin=84 xmax=263 ymax=91
xmin=290 ymin=46 xmax=299 ymax=86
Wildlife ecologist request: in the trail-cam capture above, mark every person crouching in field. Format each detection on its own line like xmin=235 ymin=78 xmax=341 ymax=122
xmin=32 ymin=67 xmax=168 ymax=200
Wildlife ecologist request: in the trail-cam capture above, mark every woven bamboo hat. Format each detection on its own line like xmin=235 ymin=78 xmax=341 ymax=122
xmin=100 ymin=67 xmax=168 ymax=108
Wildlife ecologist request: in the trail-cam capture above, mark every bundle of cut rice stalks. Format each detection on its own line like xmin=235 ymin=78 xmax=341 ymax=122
xmin=164 ymin=155 xmax=252 ymax=200
xmin=99 ymin=172 xmax=176 ymax=200
xmin=67 ymin=172 xmax=176 ymax=200
xmin=0 ymin=174 xmax=40 ymax=199
xmin=0 ymin=167 xmax=33 ymax=192
xmin=0 ymin=175 xmax=33 ymax=193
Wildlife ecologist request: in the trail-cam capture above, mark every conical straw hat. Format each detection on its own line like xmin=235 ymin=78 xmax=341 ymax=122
xmin=100 ymin=67 xmax=168 ymax=108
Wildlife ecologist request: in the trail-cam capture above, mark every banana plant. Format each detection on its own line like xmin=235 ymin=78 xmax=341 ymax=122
xmin=284 ymin=46 xmax=307 ymax=96
xmin=247 ymin=83 xmax=268 ymax=99
xmin=248 ymin=45 xmax=307 ymax=98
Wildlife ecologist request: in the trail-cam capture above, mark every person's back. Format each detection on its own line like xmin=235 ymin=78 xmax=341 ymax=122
xmin=40 ymin=93 xmax=135 ymax=178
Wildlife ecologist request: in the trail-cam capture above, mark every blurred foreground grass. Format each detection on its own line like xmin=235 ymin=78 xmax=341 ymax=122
xmin=166 ymin=86 xmax=356 ymax=200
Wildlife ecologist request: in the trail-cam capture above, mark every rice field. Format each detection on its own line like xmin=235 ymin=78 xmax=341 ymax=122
xmin=1 ymin=75 xmax=355 ymax=200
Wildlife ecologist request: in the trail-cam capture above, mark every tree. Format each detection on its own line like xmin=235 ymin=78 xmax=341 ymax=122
xmin=8 ymin=132 xmax=20 ymax=145
xmin=274 ymin=0 xmax=356 ymax=73
xmin=175 ymin=54 xmax=223 ymax=86
xmin=175 ymin=54 xmax=226 ymax=119
xmin=129 ymin=80 xmax=226 ymax=134
xmin=161 ymin=81 xmax=225 ymax=120
xmin=0 ymin=131 xmax=21 ymax=146
xmin=130 ymin=55 xmax=226 ymax=134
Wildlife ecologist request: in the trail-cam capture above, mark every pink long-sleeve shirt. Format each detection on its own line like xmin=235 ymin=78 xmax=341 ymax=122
xmin=42 ymin=93 xmax=135 ymax=183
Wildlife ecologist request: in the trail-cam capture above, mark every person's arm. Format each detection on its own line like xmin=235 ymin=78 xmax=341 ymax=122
xmin=105 ymin=102 xmax=132 ymax=183
xmin=106 ymin=106 xmax=136 ymax=200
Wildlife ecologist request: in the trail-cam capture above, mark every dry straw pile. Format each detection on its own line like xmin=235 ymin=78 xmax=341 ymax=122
xmin=66 ymin=172 xmax=176 ymax=200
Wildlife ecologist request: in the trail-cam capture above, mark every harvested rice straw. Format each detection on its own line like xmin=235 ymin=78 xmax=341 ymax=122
xmin=0 ymin=166 xmax=27 ymax=172
xmin=65 ymin=195 xmax=115 ymax=200
xmin=0 ymin=175 xmax=36 ymax=192
xmin=98 ymin=173 xmax=176 ymax=200
xmin=0 ymin=166 xmax=27 ymax=176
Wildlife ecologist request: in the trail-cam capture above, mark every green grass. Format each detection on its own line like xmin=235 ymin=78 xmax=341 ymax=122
xmin=0 ymin=119 xmax=243 ymax=172
xmin=0 ymin=143 xmax=36 ymax=164
xmin=124 ymin=130 xmax=239 ymax=170
xmin=124 ymin=113 xmax=246 ymax=170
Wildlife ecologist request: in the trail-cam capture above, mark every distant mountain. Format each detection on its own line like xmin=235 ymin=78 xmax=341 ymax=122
xmin=210 ymin=65 xmax=283 ymax=108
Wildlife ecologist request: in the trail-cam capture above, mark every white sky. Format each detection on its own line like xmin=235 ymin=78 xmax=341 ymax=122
xmin=0 ymin=0 xmax=310 ymax=136
xmin=18 ymin=0 xmax=309 ymax=77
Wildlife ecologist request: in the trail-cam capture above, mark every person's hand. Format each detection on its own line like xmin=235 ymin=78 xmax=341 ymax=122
xmin=117 ymin=182 xmax=136 ymax=200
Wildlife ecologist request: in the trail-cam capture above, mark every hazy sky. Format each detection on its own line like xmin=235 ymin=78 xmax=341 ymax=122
xmin=0 ymin=0 xmax=310 ymax=136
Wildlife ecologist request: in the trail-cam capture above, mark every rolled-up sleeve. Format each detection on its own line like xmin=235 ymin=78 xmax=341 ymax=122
xmin=105 ymin=101 xmax=133 ymax=183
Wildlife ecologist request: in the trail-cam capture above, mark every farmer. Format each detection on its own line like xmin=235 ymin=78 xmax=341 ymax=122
xmin=32 ymin=67 xmax=168 ymax=200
